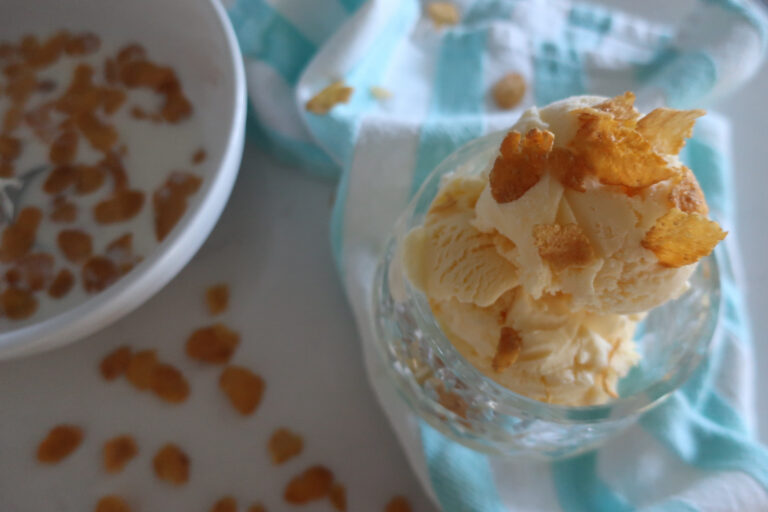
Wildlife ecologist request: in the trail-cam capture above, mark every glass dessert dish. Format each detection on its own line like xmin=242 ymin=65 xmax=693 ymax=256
xmin=372 ymin=131 xmax=720 ymax=459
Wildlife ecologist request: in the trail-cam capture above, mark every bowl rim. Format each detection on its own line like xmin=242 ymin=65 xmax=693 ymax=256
xmin=0 ymin=0 xmax=247 ymax=359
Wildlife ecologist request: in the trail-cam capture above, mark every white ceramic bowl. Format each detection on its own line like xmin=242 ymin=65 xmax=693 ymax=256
xmin=0 ymin=0 xmax=246 ymax=358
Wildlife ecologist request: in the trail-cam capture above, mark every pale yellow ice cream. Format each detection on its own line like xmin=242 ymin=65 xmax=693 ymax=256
xmin=401 ymin=93 xmax=725 ymax=406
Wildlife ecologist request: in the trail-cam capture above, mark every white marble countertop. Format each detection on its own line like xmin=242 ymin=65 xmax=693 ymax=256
xmin=1 ymin=65 xmax=766 ymax=512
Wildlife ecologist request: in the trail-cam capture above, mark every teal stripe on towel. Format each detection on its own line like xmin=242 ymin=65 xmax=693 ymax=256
xmin=420 ymin=423 xmax=505 ymax=512
xmin=411 ymin=29 xmax=489 ymax=200
xmin=228 ymin=0 xmax=316 ymax=84
xmin=552 ymin=452 xmax=635 ymax=512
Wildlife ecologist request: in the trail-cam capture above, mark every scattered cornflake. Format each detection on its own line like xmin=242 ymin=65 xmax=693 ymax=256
xmin=329 ymin=483 xmax=347 ymax=512
xmin=248 ymin=504 xmax=267 ymax=512
xmin=36 ymin=424 xmax=83 ymax=464
xmin=636 ymin=107 xmax=705 ymax=155
xmin=103 ymin=435 xmax=138 ymax=473
xmin=50 ymin=196 xmax=78 ymax=222
xmin=569 ymin=108 xmax=674 ymax=189
xmin=57 ymin=228 xmax=93 ymax=263
xmin=95 ymin=495 xmax=131 ymax=512
xmin=43 ymin=165 xmax=76 ymax=194
xmin=0 ymin=134 xmax=21 ymax=160
xmin=219 ymin=365 xmax=265 ymax=416
xmin=48 ymin=268 xmax=75 ymax=298
xmin=668 ymin=167 xmax=707 ymax=215
xmin=492 ymin=326 xmax=523 ymax=372
xmin=206 ymin=283 xmax=229 ymax=316
xmin=65 ymin=32 xmax=101 ymax=56
xmin=210 ymin=496 xmax=237 ymax=512
xmin=100 ymin=345 xmax=133 ymax=381
xmin=284 ymin=466 xmax=335 ymax=504
xmin=150 ymin=363 xmax=190 ymax=404
xmin=192 ymin=148 xmax=207 ymax=164
xmin=106 ymin=233 xmax=140 ymax=274
xmin=82 ymin=255 xmax=119 ymax=292
xmin=116 ymin=44 xmax=146 ymax=64
xmin=49 ymin=129 xmax=79 ymax=164
xmin=93 ymin=190 xmax=145 ymax=224
xmin=426 ymin=2 xmax=460 ymax=26
xmin=1 ymin=287 xmax=38 ymax=319
xmin=268 ymin=428 xmax=303 ymax=465
xmin=548 ymin=147 xmax=589 ymax=192
xmin=492 ymin=73 xmax=526 ymax=110
xmin=152 ymin=443 xmax=190 ymax=486
xmin=489 ymin=129 xmax=554 ymax=203
xmin=593 ymin=91 xmax=639 ymax=126
xmin=186 ymin=323 xmax=240 ymax=364
xmin=384 ymin=496 xmax=413 ymax=512
xmin=641 ymin=208 xmax=726 ymax=268
xmin=0 ymin=206 xmax=43 ymax=263
xmin=370 ymin=86 xmax=392 ymax=100
xmin=76 ymin=111 xmax=118 ymax=151
xmin=153 ymin=171 xmax=202 ymax=241
xmin=125 ymin=349 xmax=158 ymax=390
xmin=305 ymin=81 xmax=353 ymax=115
xmin=15 ymin=252 xmax=55 ymax=290
xmin=532 ymin=223 xmax=595 ymax=270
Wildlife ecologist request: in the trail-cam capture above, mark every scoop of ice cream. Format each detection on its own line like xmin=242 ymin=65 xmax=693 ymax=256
xmin=472 ymin=95 xmax=715 ymax=314
xmin=432 ymin=290 xmax=641 ymax=406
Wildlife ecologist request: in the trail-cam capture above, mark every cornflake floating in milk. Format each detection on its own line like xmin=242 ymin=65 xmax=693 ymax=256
xmin=284 ymin=465 xmax=335 ymax=504
xmin=36 ymin=424 xmax=83 ymax=464
xmin=268 ymin=427 xmax=304 ymax=465
xmin=219 ymin=365 xmax=265 ymax=415
xmin=152 ymin=443 xmax=190 ymax=485
xmin=102 ymin=434 xmax=138 ymax=474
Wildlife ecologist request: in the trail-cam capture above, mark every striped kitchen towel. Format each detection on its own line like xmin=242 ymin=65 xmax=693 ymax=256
xmin=228 ymin=0 xmax=768 ymax=510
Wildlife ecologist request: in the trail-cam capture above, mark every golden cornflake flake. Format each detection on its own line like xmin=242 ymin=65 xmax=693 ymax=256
xmin=95 ymin=495 xmax=131 ymax=512
xmin=492 ymin=73 xmax=526 ymax=110
xmin=668 ymin=167 xmax=708 ymax=214
xmin=426 ymin=2 xmax=460 ymax=26
xmin=150 ymin=363 xmax=190 ymax=404
xmin=492 ymin=326 xmax=522 ymax=372
xmin=219 ymin=365 xmax=265 ymax=416
xmin=152 ymin=443 xmax=190 ymax=485
xmin=103 ymin=435 xmax=138 ymax=474
xmin=186 ymin=323 xmax=240 ymax=364
xmin=593 ymin=91 xmax=639 ymax=126
xmin=206 ymin=284 xmax=229 ymax=316
xmin=100 ymin=345 xmax=133 ymax=381
xmin=305 ymin=81 xmax=353 ymax=115
xmin=268 ymin=428 xmax=303 ymax=465
xmin=641 ymin=208 xmax=726 ymax=267
xmin=329 ymin=483 xmax=347 ymax=512
xmin=125 ymin=349 xmax=158 ymax=390
xmin=284 ymin=466 xmax=335 ymax=504
xmin=490 ymin=129 xmax=554 ymax=203
xmin=210 ymin=496 xmax=237 ymax=512
xmin=636 ymin=107 xmax=705 ymax=155
xmin=36 ymin=424 xmax=83 ymax=464
xmin=533 ymin=223 xmax=594 ymax=269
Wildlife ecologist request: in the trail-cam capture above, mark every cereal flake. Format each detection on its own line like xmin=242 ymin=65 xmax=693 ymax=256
xmin=36 ymin=424 xmax=83 ymax=464
xmin=641 ymin=208 xmax=726 ymax=267
xmin=268 ymin=428 xmax=303 ymax=465
xmin=219 ymin=365 xmax=265 ymax=416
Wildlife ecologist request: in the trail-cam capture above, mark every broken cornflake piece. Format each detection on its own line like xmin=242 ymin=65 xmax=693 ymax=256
xmin=593 ymin=91 xmax=639 ymax=126
xmin=533 ymin=223 xmax=595 ymax=270
xmin=206 ymin=283 xmax=229 ymax=315
xmin=82 ymin=255 xmax=119 ymax=292
xmin=49 ymin=129 xmax=79 ymax=164
xmin=668 ymin=167 xmax=707 ymax=214
xmin=268 ymin=428 xmax=304 ymax=465
xmin=210 ymin=496 xmax=237 ymax=512
xmin=36 ymin=424 xmax=83 ymax=464
xmin=153 ymin=171 xmax=202 ymax=241
xmin=57 ymin=228 xmax=93 ymax=263
xmin=329 ymin=483 xmax=347 ymax=512
xmin=186 ymin=323 xmax=240 ymax=364
xmin=284 ymin=466 xmax=334 ymax=504
xmin=150 ymin=363 xmax=190 ymax=404
xmin=152 ymin=443 xmax=190 ymax=486
xmin=100 ymin=345 xmax=133 ymax=381
xmin=219 ymin=365 xmax=265 ymax=415
xmin=426 ymin=2 xmax=460 ymax=26
xmin=247 ymin=504 xmax=267 ymax=512
xmin=48 ymin=268 xmax=75 ymax=298
xmin=384 ymin=496 xmax=413 ymax=512
xmin=125 ymin=349 xmax=158 ymax=390
xmin=305 ymin=81 xmax=353 ymax=115
xmin=0 ymin=206 xmax=43 ymax=263
xmin=492 ymin=326 xmax=522 ymax=372
xmin=492 ymin=73 xmax=526 ymax=110
xmin=490 ymin=129 xmax=554 ymax=203
xmin=2 ymin=287 xmax=38 ymax=319
xmin=636 ymin=107 xmax=705 ymax=155
xmin=370 ymin=86 xmax=392 ymax=100
xmin=641 ymin=208 xmax=726 ymax=268
xmin=95 ymin=495 xmax=131 ymax=512
xmin=93 ymin=190 xmax=145 ymax=224
xmin=569 ymin=108 xmax=675 ymax=189
xmin=103 ymin=435 xmax=138 ymax=473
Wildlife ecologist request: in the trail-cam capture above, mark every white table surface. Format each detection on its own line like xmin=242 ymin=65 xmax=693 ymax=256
xmin=1 ymin=65 xmax=766 ymax=512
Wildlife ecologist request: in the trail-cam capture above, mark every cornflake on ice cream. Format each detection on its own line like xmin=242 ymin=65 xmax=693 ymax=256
xmin=402 ymin=93 xmax=725 ymax=406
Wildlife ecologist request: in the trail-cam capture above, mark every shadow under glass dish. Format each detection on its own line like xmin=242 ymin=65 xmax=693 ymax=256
xmin=371 ymin=132 xmax=721 ymax=458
